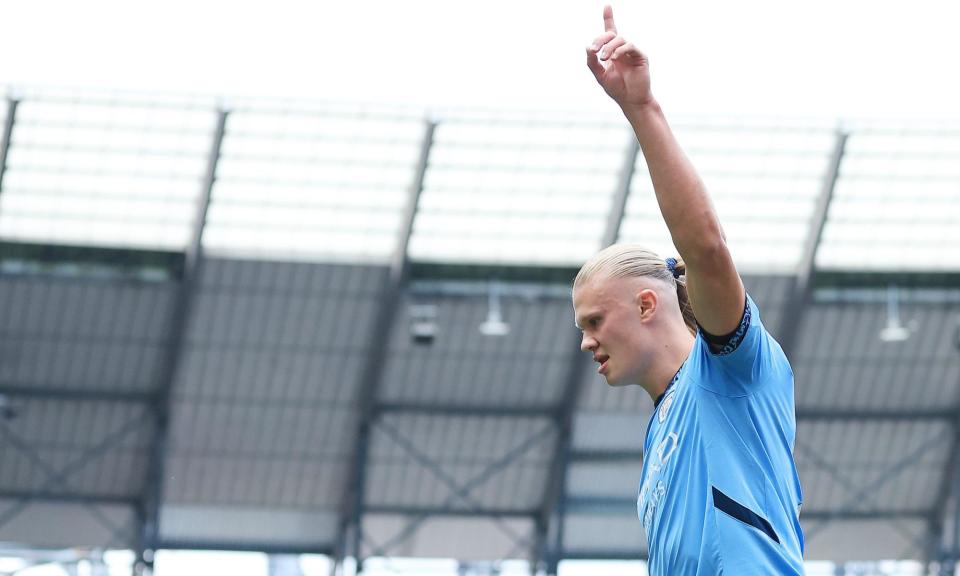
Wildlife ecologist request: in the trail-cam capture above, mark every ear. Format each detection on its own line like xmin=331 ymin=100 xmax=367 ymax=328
xmin=634 ymin=287 xmax=659 ymax=322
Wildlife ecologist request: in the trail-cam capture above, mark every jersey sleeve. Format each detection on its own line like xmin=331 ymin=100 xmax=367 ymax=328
xmin=692 ymin=294 xmax=790 ymax=397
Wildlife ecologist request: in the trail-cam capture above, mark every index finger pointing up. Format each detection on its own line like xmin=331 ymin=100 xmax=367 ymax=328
xmin=603 ymin=5 xmax=617 ymax=34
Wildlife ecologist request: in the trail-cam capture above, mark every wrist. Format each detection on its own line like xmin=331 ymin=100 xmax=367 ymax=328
xmin=620 ymin=96 xmax=662 ymax=120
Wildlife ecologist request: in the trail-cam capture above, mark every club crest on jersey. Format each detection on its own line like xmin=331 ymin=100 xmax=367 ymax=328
xmin=658 ymin=392 xmax=676 ymax=423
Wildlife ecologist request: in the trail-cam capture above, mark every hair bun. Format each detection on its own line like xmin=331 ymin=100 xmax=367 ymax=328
xmin=665 ymin=257 xmax=683 ymax=279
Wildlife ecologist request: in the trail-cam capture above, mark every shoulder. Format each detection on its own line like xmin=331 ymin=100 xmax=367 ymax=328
xmin=692 ymin=295 xmax=792 ymax=396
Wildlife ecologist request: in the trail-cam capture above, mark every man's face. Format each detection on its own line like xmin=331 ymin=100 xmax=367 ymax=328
xmin=573 ymin=275 xmax=651 ymax=386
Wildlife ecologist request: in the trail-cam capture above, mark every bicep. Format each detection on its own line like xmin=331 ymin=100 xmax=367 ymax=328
xmin=683 ymin=242 xmax=745 ymax=337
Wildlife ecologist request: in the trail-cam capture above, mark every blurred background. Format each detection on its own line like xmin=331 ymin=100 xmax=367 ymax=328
xmin=0 ymin=1 xmax=959 ymax=575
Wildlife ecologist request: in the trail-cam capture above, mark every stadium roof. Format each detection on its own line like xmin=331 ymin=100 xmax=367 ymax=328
xmin=0 ymin=91 xmax=959 ymax=570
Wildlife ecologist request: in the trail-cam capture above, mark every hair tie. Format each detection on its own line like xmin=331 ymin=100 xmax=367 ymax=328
xmin=665 ymin=257 xmax=681 ymax=279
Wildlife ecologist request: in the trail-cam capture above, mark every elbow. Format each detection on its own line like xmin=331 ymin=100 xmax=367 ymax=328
xmin=674 ymin=220 xmax=729 ymax=263
xmin=686 ymin=237 xmax=731 ymax=269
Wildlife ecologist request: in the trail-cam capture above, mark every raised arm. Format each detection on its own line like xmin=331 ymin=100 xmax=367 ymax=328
xmin=585 ymin=5 xmax=745 ymax=336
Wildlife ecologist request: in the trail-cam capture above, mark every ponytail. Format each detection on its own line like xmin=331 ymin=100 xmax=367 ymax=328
xmin=668 ymin=258 xmax=697 ymax=336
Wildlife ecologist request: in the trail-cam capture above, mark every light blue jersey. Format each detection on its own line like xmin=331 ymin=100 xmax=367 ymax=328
xmin=637 ymin=295 xmax=804 ymax=575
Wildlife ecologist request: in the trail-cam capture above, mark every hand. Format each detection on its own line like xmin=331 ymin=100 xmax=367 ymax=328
xmin=586 ymin=6 xmax=654 ymax=109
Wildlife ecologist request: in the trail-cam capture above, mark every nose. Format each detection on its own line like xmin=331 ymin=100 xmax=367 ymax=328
xmin=580 ymin=333 xmax=597 ymax=352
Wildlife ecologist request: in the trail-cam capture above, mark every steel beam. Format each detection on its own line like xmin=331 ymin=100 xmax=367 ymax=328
xmin=803 ymin=425 xmax=950 ymax=542
xmin=802 ymin=509 xmax=931 ymax=521
xmin=339 ymin=119 xmax=435 ymax=573
xmin=557 ymin=408 xmax=955 ymax=470
xmin=377 ymin=403 xmax=958 ymax=422
xmin=564 ymin=496 xmax=637 ymax=515
xmin=777 ymin=130 xmax=848 ymax=357
xmin=927 ymin=394 xmax=960 ymax=565
xmin=409 ymin=279 xmax=572 ymax=300
xmin=0 ymin=394 xmax=927 ymax=419
xmin=0 ymin=490 xmax=137 ymax=506
xmin=565 ymin=496 xmax=930 ymax=522
xmin=0 ymin=384 xmax=152 ymax=403
xmin=0 ymin=413 xmax=147 ymax=500
xmin=796 ymin=407 xmax=954 ymax=422
xmin=138 ymin=109 xmax=228 ymax=567
xmin=3 ymin=391 xmax=938 ymax=420
xmin=366 ymin=505 xmax=536 ymax=518
xmin=364 ymin=419 xmax=551 ymax=559
xmin=569 ymin=450 xmax=644 ymax=463
xmin=157 ymin=540 xmax=333 ymax=556
xmin=0 ymin=413 xmax=146 ymax=537
xmin=926 ymin=319 xmax=960 ymax=569
xmin=561 ymin=550 xmax=647 ymax=561
xmin=376 ymin=401 xmax=555 ymax=418
xmin=600 ymin=137 xmax=640 ymax=249
xmin=928 ymin=323 xmax=960 ymax=568
xmin=0 ymin=97 xmax=18 ymax=196
xmin=952 ymin=440 xmax=960 ymax=562
xmin=538 ymin=134 xmax=639 ymax=574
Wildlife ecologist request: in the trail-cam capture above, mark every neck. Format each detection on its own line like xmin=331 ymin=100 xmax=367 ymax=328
xmin=641 ymin=329 xmax=696 ymax=402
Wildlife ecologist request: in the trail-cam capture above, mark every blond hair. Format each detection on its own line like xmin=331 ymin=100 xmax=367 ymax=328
xmin=574 ymin=244 xmax=697 ymax=335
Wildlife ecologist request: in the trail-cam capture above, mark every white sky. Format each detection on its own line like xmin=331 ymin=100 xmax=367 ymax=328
xmin=2 ymin=0 xmax=960 ymax=120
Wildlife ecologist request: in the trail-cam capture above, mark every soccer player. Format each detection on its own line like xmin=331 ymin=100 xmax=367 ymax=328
xmin=572 ymin=6 xmax=805 ymax=574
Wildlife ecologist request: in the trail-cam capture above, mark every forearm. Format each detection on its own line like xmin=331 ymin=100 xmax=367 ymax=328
xmin=621 ymin=99 xmax=727 ymax=262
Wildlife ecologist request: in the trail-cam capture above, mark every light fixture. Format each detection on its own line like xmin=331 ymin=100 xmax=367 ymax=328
xmin=879 ymin=284 xmax=911 ymax=343
xmin=479 ymin=281 xmax=510 ymax=337
xmin=409 ymin=304 xmax=438 ymax=345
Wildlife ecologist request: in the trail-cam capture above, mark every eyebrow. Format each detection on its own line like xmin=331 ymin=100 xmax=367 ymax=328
xmin=574 ymin=313 xmax=597 ymax=331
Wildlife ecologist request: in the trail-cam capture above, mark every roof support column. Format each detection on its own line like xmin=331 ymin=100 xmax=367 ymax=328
xmin=136 ymin=109 xmax=228 ymax=571
xmin=339 ymin=119 xmax=435 ymax=574
xmin=927 ymin=387 xmax=960 ymax=569
xmin=777 ymin=129 xmax=847 ymax=357
xmin=0 ymin=97 xmax=18 ymax=197
xmin=537 ymin=134 xmax=639 ymax=574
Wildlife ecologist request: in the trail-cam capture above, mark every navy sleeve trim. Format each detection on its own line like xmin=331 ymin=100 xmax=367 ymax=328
xmin=712 ymin=486 xmax=780 ymax=544
xmin=699 ymin=296 xmax=751 ymax=356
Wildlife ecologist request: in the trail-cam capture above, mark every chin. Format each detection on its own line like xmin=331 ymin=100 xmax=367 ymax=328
xmin=604 ymin=373 xmax=628 ymax=387
xmin=605 ymin=367 xmax=640 ymax=388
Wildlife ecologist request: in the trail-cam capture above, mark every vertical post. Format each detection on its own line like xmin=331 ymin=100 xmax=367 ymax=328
xmin=954 ymin=453 xmax=960 ymax=573
xmin=925 ymin=317 xmax=960 ymax=574
xmin=600 ymin=137 xmax=640 ymax=249
xmin=268 ymin=555 xmax=304 ymax=576
xmin=138 ymin=109 xmax=228 ymax=568
xmin=546 ymin=440 xmax=571 ymax=575
xmin=929 ymin=392 xmax=960 ymax=572
xmin=132 ymin=502 xmax=147 ymax=575
xmin=777 ymin=130 xmax=848 ymax=356
xmin=330 ymin=519 xmax=347 ymax=576
xmin=0 ymin=97 xmax=19 ymax=197
xmin=951 ymin=453 xmax=960 ymax=574
xmin=538 ymin=134 xmax=640 ymax=574
xmin=340 ymin=119 xmax=436 ymax=573
xmin=531 ymin=516 xmax=548 ymax=576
